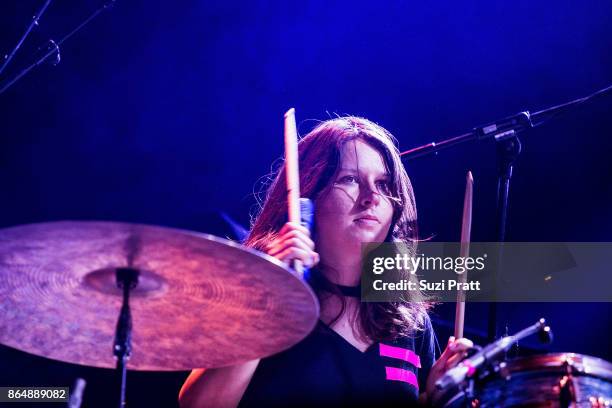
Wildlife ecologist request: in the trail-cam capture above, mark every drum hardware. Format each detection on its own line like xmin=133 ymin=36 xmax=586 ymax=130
xmin=494 ymin=361 xmax=510 ymax=381
xmin=113 ymin=267 xmax=139 ymax=408
xmin=558 ymin=373 xmax=576 ymax=408
xmin=588 ymin=396 xmax=611 ymax=407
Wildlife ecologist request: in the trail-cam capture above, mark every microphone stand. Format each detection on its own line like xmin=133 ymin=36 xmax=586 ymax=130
xmin=400 ymin=84 xmax=612 ymax=341
xmin=435 ymin=319 xmax=553 ymax=398
xmin=0 ymin=0 xmax=117 ymax=95
xmin=399 ymin=84 xmax=612 ymax=160
xmin=0 ymin=0 xmax=53 ymax=77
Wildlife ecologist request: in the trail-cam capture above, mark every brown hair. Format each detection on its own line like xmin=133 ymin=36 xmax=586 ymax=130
xmin=245 ymin=116 xmax=432 ymax=342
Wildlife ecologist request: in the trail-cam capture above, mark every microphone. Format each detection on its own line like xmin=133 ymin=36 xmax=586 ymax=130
xmin=435 ymin=318 xmax=552 ymax=391
xmin=473 ymin=111 xmax=533 ymax=141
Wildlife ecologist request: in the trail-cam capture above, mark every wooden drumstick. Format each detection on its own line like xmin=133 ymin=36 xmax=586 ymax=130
xmin=454 ymin=171 xmax=473 ymax=339
xmin=284 ymin=108 xmax=304 ymax=277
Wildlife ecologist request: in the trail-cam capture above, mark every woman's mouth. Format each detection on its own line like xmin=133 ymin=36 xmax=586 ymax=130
xmin=354 ymin=215 xmax=380 ymax=225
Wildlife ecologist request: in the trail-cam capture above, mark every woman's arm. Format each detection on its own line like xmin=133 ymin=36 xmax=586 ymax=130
xmin=178 ymin=359 xmax=260 ymax=408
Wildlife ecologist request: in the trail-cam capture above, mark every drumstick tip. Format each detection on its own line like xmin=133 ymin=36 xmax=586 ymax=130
xmin=466 ymin=170 xmax=473 ymax=183
xmin=284 ymin=108 xmax=295 ymax=118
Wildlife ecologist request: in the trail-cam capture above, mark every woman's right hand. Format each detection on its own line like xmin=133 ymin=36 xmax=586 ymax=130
xmin=266 ymin=222 xmax=320 ymax=268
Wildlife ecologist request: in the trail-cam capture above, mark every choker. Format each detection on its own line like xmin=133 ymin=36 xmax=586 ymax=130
xmin=335 ymin=283 xmax=361 ymax=298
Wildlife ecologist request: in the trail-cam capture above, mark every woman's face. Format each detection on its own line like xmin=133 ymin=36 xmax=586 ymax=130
xmin=314 ymin=139 xmax=395 ymax=264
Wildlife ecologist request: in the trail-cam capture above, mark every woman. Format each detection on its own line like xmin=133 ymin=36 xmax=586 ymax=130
xmin=179 ymin=116 xmax=472 ymax=407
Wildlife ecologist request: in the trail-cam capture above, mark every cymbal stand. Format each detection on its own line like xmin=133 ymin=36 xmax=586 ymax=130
xmin=113 ymin=267 xmax=139 ymax=408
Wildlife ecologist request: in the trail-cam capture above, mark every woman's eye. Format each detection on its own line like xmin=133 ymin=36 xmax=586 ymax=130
xmin=338 ymin=175 xmax=358 ymax=184
xmin=376 ymin=180 xmax=391 ymax=193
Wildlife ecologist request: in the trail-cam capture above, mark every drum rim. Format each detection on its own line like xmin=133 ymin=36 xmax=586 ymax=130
xmin=502 ymin=352 xmax=612 ymax=381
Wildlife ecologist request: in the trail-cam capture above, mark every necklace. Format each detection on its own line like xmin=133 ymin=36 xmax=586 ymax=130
xmin=335 ymin=283 xmax=361 ymax=298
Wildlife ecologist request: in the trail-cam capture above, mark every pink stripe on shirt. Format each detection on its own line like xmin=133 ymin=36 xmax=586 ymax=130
xmin=379 ymin=343 xmax=421 ymax=368
xmin=385 ymin=366 xmax=419 ymax=389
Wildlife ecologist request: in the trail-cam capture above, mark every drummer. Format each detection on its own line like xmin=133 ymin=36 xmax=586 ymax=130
xmin=179 ymin=116 xmax=472 ymax=407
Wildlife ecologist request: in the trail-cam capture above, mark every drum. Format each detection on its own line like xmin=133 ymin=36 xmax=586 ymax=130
xmin=431 ymin=353 xmax=612 ymax=407
xmin=477 ymin=353 xmax=612 ymax=407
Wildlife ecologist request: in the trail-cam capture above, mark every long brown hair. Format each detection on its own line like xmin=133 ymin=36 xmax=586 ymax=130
xmin=245 ymin=116 xmax=432 ymax=342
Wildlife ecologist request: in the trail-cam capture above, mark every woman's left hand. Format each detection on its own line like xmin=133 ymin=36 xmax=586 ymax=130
xmin=425 ymin=336 xmax=474 ymax=399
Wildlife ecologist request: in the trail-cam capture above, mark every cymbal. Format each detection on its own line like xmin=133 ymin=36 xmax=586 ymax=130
xmin=0 ymin=221 xmax=319 ymax=371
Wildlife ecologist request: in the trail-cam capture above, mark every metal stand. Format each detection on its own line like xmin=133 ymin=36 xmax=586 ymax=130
xmin=0 ymin=0 xmax=116 ymax=95
xmin=487 ymin=134 xmax=522 ymax=342
xmin=113 ymin=267 xmax=139 ymax=408
xmin=0 ymin=0 xmax=53 ymax=76
xmin=495 ymin=135 xmax=521 ymax=243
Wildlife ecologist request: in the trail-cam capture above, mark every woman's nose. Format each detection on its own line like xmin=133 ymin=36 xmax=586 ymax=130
xmin=359 ymin=184 xmax=381 ymax=208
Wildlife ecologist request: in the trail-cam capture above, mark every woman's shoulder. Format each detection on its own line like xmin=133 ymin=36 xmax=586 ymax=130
xmin=388 ymin=313 xmax=437 ymax=358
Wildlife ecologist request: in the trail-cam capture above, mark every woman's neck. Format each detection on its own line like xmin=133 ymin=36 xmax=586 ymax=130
xmin=319 ymin=292 xmax=360 ymax=325
xmin=319 ymin=259 xmax=361 ymax=286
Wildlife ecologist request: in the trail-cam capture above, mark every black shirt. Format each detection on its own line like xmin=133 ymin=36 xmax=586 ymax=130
xmin=239 ymin=316 xmax=438 ymax=408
